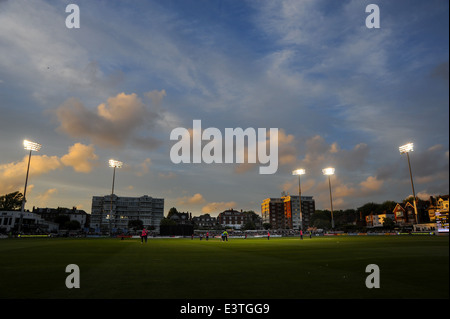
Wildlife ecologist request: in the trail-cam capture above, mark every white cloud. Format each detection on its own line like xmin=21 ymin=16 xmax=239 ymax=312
xmin=201 ymin=201 xmax=238 ymax=215
xmin=36 ymin=188 xmax=58 ymax=206
xmin=61 ymin=143 xmax=98 ymax=173
xmin=177 ymin=193 xmax=206 ymax=206
xmin=54 ymin=92 xmax=166 ymax=149
xmin=0 ymin=143 xmax=98 ymax=194
xmin=135 ymin=158 xmax=152 ymax=177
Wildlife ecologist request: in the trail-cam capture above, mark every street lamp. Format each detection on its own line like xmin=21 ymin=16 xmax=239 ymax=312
xmin=322 ymin=167 xmax=335 ymax=229
xmin=19 ymin=139 xmax=42 ymax=232
xmin=108 ymin=159 xmax=122 ymax=234
xmin=292 ymin=169 xmax=305 ymax=232
xmin=399 ymin=143 xmax=419 ymax=224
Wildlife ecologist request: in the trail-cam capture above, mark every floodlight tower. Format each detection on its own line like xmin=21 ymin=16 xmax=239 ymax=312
xmin=19 ymin=139 xmax=42 ymax=233
xmin=108 ymin=159 xmax=122 ymax=234
xmin=399 ymin=143 xmax=419 ymax=224
xmin=322 ymin=167 xmax=335 ymax=229
xmin=292 ymin=169 xmax=306 ymax=232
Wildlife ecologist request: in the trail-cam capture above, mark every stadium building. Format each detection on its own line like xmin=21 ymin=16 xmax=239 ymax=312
xmin=90 ymin=195 xmax=164 ymax=234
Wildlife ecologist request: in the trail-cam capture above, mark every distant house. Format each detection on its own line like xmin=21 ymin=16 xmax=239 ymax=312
xmin=33 ymin=207 xmax=89 ymax=228
xmin=161 ymin=211 xmax=193 ymax=236
xmin=168 ymin=212 xmax=192 ymax=225
xmin=217 ymin=209 xmax=248 ymax=229
xmin=365 ymin=213 xmax=395 ymax=228
xmin=437 ymin=196 xmax=449 ymax=212
xmin=432 ymin=195 xmax=449 ymax=233
xmin=192 ymin=214 xmax=217 ymax=228
xmin=0 ymin=210 xmax=59 ymax=233
xmin=392 ymin=202 xmax=416 ymax=226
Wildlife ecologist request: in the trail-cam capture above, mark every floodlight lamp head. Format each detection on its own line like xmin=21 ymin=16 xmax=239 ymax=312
xmin=322 ymin=167 xmax=335 ymax=175
xmin=292 ymin=169 xmax=306 ymax=175
xmin=23 ymin=140 xmax=41 ymax=151
xmin=399 ymin=143 xmax=414 ymax=154
xmin=109 ymin=159 xmax=123 ymax=168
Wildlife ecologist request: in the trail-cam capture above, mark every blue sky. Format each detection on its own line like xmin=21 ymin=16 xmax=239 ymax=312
xmin=0 ymin=0 xmax=448 ymax=216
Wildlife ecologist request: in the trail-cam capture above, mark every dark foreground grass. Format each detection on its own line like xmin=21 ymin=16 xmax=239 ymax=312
xmin=0 ymin=235 xmax=448 ymax=299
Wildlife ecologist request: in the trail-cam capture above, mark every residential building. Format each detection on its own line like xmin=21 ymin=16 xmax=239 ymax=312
xmin=434 ymin=195 xmax=449 ymax=233
xmin=168 ymin=211 xmax=192 ymax=225
xmin=392 ymin=202 xmax=416 ymax=226
xmin=365 ymin=213 xmax=395 ymax=228
xmin=192 ymin=214 xmax=217 ymax=229
xmin=262 ymin=196 xmax=315 ymax=230
xmin=282 ymin=195 xmax=315 ymax=230
xmin=261 ymin=198 xmax=286 ymax=229
xmin=0 ymin=210 xmax=59 ymax=233
xmin=427 ymin=195 xmax=447 ymax=222
xmin=33 ymin=207 xmax=89 ymax=229
xmin=437 ymin=196 xmax=449 ymax=212
xmin=90 ymin=195 xmax=164 ymax=233
xmin=217 ymin=209 xmax=248 ymax=229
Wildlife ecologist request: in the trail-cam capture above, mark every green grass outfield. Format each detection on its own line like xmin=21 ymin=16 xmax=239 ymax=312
xmin=0 ymin=235 xmax=448 ymax=299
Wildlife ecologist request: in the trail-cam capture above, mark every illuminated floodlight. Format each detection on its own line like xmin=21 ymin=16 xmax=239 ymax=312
xmin=19 ymin=139 xmax=42 ymax=232
xmin=323 ymin=167 xmax=335 ymax=229
xmin=23 ymin=140 xmax=41 ymax=152
xmin=322 ymin=167 xmax=335 ymax=175
xmin=109 ymin=159 xmax=123 ymax=168
xmin=399 ymin=143 xmax=414 ymax=154
xmin=292 ymin=169 xmax=306 ymax=175
xmin=399 ymin=142 xmax=418 ymax=223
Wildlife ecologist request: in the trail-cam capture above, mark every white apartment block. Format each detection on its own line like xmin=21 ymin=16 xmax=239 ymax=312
xmin=90 ymin=195 xmax=164 ymax=233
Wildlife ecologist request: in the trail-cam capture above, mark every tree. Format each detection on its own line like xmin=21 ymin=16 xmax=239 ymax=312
xmin=313 ymin=218 xmax=331 ymax=230
xmin=243 ymin=210 xmax=262 ymax=229
xmin=402 ymin=196 xmax=428 ymax=208
xmin=357 ymin=202 xmax=381 ymax=219
xmin=65 ymin=220 xmax=81 ymax=230
xmin=160 ymin=217 xmax=177 ymax=226
xmin=54 ymin=215 xmax=70 ymax=229
xmin=380 ymin=201 xmax=397 ymax=213
xmin=0 ymin=191 xmax=23 ymax=211
xmin=333 ymin=209 xmax=358 ymax=226
xmin=128 ymin=219 xmax=143 ymax=230
xmin=342 ymin=209 xmax=358 ymax=223
xmin=310 ymin=210 xmax=331 ymax=226
xmin=382 ymin=217 xmax=396 ymax=230
xmin=242 ymin=221 xmax=256 ymax=230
